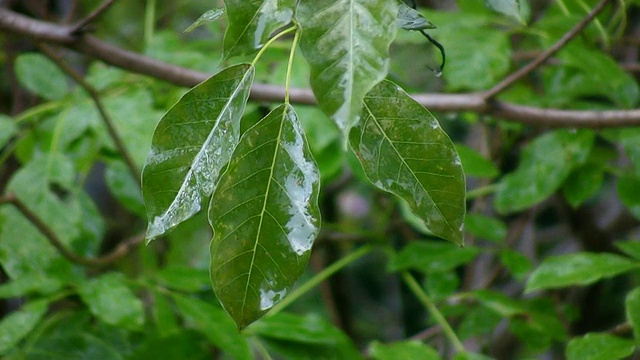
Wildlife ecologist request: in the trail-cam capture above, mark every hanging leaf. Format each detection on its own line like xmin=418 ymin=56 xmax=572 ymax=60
xmin=485 ymin=0 xmax=525 ymax=24
xmin=209 ymin=104 xmax=320 ymax=329
xmin=297 ymin=0 xmax=398 ymax=142
xmin=222 ymin=0 xmax=296 ymax=58
xmin=349 ymin=80 xmax=465 ymax=244
xmin=397 ymin=3 xmax=436 ymax=31
xmin=142 ymin=64 xmax=255 ymax=241
xmin=184 ymin=8 xmax=224 ymax=33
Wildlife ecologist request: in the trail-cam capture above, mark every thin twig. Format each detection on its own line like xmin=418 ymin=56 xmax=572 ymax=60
xmin=36 ymin=43 xmax=141 ymax=184
xmin=483 ymin=0 xmax=612 ymax=99
xmin=71 ymin=0 xmax=117 ymax=34
xmin=0 ymin=193 xmax=145 ymax=267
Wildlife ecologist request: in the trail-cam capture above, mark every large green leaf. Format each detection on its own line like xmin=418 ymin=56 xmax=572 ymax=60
xmin=526 ymin=253 xmax=638 ymax=292
xmin=297 ymin=0 xmax=398 ymax=140
xmin=494 ymin=130 xmax=594 ymax=214
xmin=566 ymin=333 xmax=635 ymax=360
xmin=209 ymin=104 xmax=320 ymax=329
xmin=142 ymin=64 xmax=255 ymax=241
xmin=223 ymin=0 xmax=296 ymax=58
xmin=349 ymin=80 xmax=465 ymax=244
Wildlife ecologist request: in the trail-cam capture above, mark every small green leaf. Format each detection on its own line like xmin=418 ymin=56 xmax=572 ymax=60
xmin=389 ymin=241 xmax=479 ymax=273
xmin=526 ymin=253 xmax=638 ymax=292
xmin=152 ymin=291 xmax=179 ymax=337
xmin=397 ymin=3 xmax=436 ymax=30
xmin=25 ymin=333 xmax=123 ymax=360
xmin=616 ymin=240 xmax=640 ymax=261
xmin=128 ymin=331 xmax=210 ymax=360
xmin=455 ymin=144 xmax=499 ymax=178
xmin=298 ymin=0 xmax=398 ymax=141
xmin=495 ymin=130 xmax=594 ymax=214
xmin=0 ymin=273 xmax=63 ymax=299
xmin=485 ymin=0 xmax=525 ymax=23
xmin=184 ymin=8 xmax=224 ymax=33
xmin=222 ymin=0 xmax=295 ymax=58
xmin=142 ymin=64 xmax=255 ymax=240
xmin=171 ymin=294 xmax=251 ymax=360
xmin=464 ymin=213 xmax=507 ymax=243
xmin=562 ymin=165 xmax=604 ymax=208
xmin=0 ymin=115 xmax=17 ymax=149
xmin=0 ymin=299 xmax=48 ymax=355
xmin=426 ymin=271 xmax=460 ymax=300
xmin=155 ymin=266 xmax=210 ymax=292
xmin=15 ymin=53 xmax=69 ymax=100
xmin=105 ymin=161 xmax=145 ymax=217
xmin=500 ymin=249 xmax=532 ymax=280
xmin=209 ymin=104 xmax=320 ymax=329
xmin=458 ymin=306 xmax=502 ymax=340
xmin=350 ymin=80 xmax=465 ymax=244
xmin=617 ymin=174 xmax=640 ymax=220
xmin=369 ymin=340 xmax=441 ymax=360
xmin=566 ymin=333 xmax=635 ymax=360
xmin=77 ymin=273 xmax=144 ymax=330
xmin=625 ymin=287 xmax=640 ymax=340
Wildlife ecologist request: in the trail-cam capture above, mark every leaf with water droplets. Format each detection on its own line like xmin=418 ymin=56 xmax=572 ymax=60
xmin=209 ymin=104 xmax=320 ymax=328
xmin=349 ymin=80 xmax=465 ymax=245
xmin=142 ymin=64 xmax=254 ymax=241
xmin=297 ymin=0 xmax=398 ymax=142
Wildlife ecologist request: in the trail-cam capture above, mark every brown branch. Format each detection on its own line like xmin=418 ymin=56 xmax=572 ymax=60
xmin=1 ymin=7 xmax=639 ymax=128
xmin=484 ymin=0 xmax=612 ymax=99
xmin=71 ymin=0 xmax=117 ymax=34
xmin=36 ymin=43 xmax=141 ymax=184
xmin=0 ymin=193 xmax=144 ymax=267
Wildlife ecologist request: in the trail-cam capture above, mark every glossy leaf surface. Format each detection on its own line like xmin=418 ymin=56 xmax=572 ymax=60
xmin=209 ymin=104 xmax=320 ymax=328
xmin=297 ymin=0 xmax=398 ymax=140
xmin=223 ymin=0 xmax=295 ymax=58
xmin=526 ymin=253 xmax=637 ymax=292
xmin=566 ymin=333 xmax=634 ymax=360
xmin=142 ymin=64 xmax=254 ymax=240
xmin=397 ymin=3 xmax=436 ymax=30
xmin=184 ymin=8 xmax=224 ymax=33
xmin=350 ymin=80 xmax=465 ymax=244
xmin=485 ymin=0 xmax=524 ymax=23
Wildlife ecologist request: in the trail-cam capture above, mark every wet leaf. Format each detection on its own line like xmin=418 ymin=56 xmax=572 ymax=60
xmin=369 ymin=340 xmax=441 ymax=360
xmin=184 ymin=8 xmax=224 ymax=33
xmin=566 ymin=333 xmax=634 ymax=360
xmin=526 ymin=253 xmax=637 ymax=292
xmin=209 ymin=104 xmax=320 ymax=329
xmin=397 ymin=3 xmax=436 ymax=31
xmin=77 ymin=273 xmax=144 ymax=330
xmin=350 ymin=80 xmax=465 ymax=244
xmin=0 ymin=299 xmax=48 ymax=355
xmin=223 ymin=0 xmax=295 ymax=58
xmin=297 ymin=0 xmax=398 ymax=141
xmin=142 ymin=64 xmax=254 ymax=241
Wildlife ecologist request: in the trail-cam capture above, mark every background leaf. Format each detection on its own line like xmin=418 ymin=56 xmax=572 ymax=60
xmin=0 ymin=114 xmax=17 ymax=149
xmin=0 ymin=299 xmax=49 ymax=355
xmin=350 ymin=80 xmax=465 ymax=244
xmin=209 ymin=104 xmax=320 ymax=328
xmin=389 ymin=241 xmax=479 ymax=273
xmin=223 ymin=0 xmax=295 ymax=58
xmin=625 ymin=287 xmax=640 ymax=340
xmin=142 ymin=64 xmax=254 ymax=240
xmin=526 ymin=253 xmax=638 ymax=292
xmin=297 ymin=0 xmax=398 ymax=140
xmin=566 ymin=333 xmax=635 ymax=360
xmin=369 ymin=340 xmax=441 ymax=360
xmin=484 ymin=0 xmax=524 ymax=23
xmin=15 ymin=53 xmax=69 ymax=100
xmin=617 ymin=174 xmax=640 ymax=220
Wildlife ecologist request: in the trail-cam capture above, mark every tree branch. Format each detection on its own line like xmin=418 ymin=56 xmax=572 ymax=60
xmin=1 ymin=6 xmax=639 ymax=128
xmin=0 ymin=193 xmax=145 ymax=267
xmin=71 ymin=0 xmax=118 ymax=34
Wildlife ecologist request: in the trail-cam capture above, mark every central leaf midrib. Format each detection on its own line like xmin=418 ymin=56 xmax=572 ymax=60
xmin=363 ymin=100 xmax=459 ymax=241
xmin=240 ymin=106 xmax=286 ymax=318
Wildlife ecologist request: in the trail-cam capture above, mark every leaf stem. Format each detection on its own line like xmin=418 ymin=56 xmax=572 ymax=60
xmin=401 ymin=271 xmax=466 ymax=354
xmin=266 ymin=245 xmax=373 ymax=317
xmin=284 ymin=26 xmax=301 ymax=105
xmin=144 ymin=0 xmax=156 ymax=50
xmin=251 ymin=25 xmax=297 ymax=67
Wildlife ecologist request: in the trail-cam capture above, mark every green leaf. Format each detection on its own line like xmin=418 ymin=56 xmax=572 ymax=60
xmin=128 ymin=331 xmax=209 ymax=360
xmin=426 ymin=271 xmax=459 ymax=300
xmin=616 ymin=240 xmax=640 ymax=261
xmin=155 ymin=266 xmax=210 ymax=292
xmin=25 ymin=332 xmax=123 ymax=360
xmin=455 ymin=144 xmax=499 ymax=178
xmin=0 ymin=114 xmax=17 ymax=149
xmin=566 ymin=333 xmax=635 ymax=360
xmin=526 ymin=253 xmax=638 ymax=292
xmin=397 ymin=3 xmax=436 ymax=30
xmin=485 ymin=0 xmax=525 ymax=23
xmin=222 ymin=0 xmax=295 ymax=58
xmin=369 ymin=340 xmax=440 ymax=360
xmin=458 ymin=306 xmax=502 ymax=340
xmin=617 ymin=174 xmax=640 ymax=220
xmin=0 ymin=299 xmax=48 ymax=355
xmin=389 ymin=241 xmax=479 ymax=273
xmin=562 ymin=165 xmax=604 ymax=208
xmin=499 ymin=249 xmax=532 ymax=280
xmin=14 ymin=53 xmax=69 ymax=100
xmin=495 ymin=130 xmax=594 ymax=214
xmin=625 ymin=287 xmax=640 ymax=340
xmin=171 ymin=294 xmax=251 ymax=360
xmin=76 ymin=273 xmax=145 ymax=330
xmin=142 ymin=64 xmax=255 ymax=240
xmin=297 ymin=0 xmax=398 ymax=141
xmin=105 ymin=161 xmax=145 ymax=217
xmin=0 ymin=272 xmax=63 ymax=299
xmin=209 ymin=104 xmax=321 ymax=329
xmin=152 ymin=292 xmax=179 ymax=337
xmin=464 ymin=213 xmax=507 ymax=243
xmin=184 ymin=8 xmax=224 ymax=33
xmin=350 ymin=80 xmax=465 ymax=244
